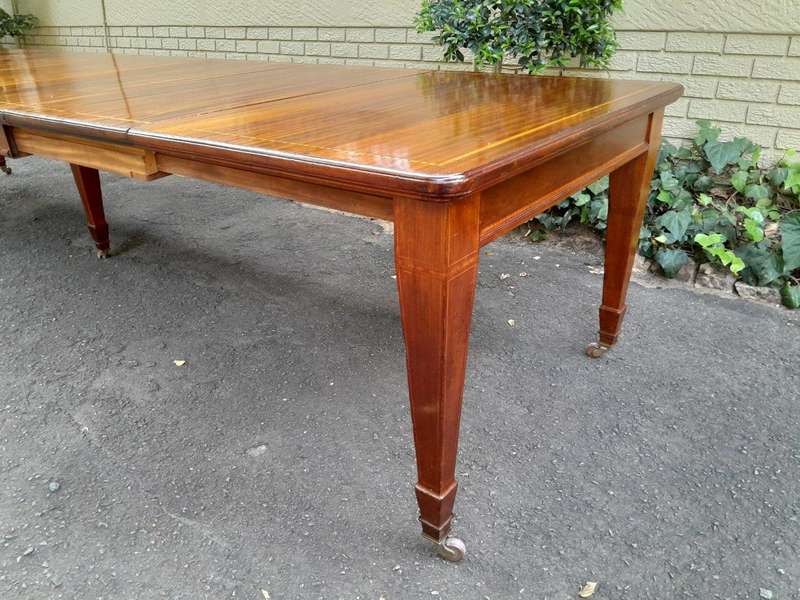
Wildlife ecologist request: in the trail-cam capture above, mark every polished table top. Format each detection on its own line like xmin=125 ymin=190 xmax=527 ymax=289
xmin=0 ymin=48 xmax=681 ymax=196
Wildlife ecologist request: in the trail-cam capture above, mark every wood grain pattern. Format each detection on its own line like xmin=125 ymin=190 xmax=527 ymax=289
xmin=157 ymin=154 xmax=393 ymax=221
xmin=0 ymin=49 xmax=414 ymax=135
xmin=479 ymin=115 xmax=649 ymax=245
xmin=394 ymin=192 xmax=481 ymax=543
xmin=12 ymin=128 xmax=164 ymax=180
xmin=132 ymin=72 xmax=679 ymax=198
xmin=0 ymin=48 xmax=682 ymax=198
xmin=0 ymin=126 xmax=9 ymax=156
xmin=599 ymin=110 xmax=665 ymax=347
xmin=0 ymin=48 xmax=683 ymax=553
xmin=71 ymin=164 xmax=109 ymax=254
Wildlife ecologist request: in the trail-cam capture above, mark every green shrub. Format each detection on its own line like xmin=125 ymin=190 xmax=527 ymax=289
xmin=415 ymin=0 xmax=622 ymax=73
xmin=532 ymin=120 xmax=800 ymax=308
xmin=0 ymin=8 xmax=37 ymax=39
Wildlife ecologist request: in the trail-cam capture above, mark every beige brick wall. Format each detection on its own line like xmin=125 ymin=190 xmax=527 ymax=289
xmin=5 ymin=24 xmax=800 ymax=162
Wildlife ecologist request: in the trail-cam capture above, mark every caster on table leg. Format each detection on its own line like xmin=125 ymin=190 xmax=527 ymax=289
xmin=96 ymin=248 xmax=108 ymax=259
xmin=586 ymin=342 xmax=609 ymax=358
xmin=434 ymin=535 xmax=466 ymax=562
xmin=1 ymin=166 xmax=11 ymax=175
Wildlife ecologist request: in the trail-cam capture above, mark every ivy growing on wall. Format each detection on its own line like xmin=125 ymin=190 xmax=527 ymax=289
xmin=533 ymin=120 xmax=800 ymax=309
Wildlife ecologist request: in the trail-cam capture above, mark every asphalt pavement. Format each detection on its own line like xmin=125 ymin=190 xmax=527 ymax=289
xmin=1 ymin=157 xmax=799 ymax=600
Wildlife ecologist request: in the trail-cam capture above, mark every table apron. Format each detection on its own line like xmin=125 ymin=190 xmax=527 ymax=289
xmin=156 ymin=153 xmax=393 ymax=221
xmin=10 ymin=127 xmax=163 ymax=181
xmin=478 ymin=114 xmax=650 ymax=246
xmin=4 ymin=113 xmax=652 ymax=237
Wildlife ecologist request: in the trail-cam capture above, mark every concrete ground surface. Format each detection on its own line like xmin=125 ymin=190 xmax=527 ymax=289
xmin=1 ymin=157 xmax=799 ymax=600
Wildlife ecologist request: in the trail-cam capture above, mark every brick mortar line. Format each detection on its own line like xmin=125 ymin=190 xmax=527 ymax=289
xmin=22 ymin=27 xmax=800 ymax=33
xmin=28 ymin=34 xmax=800 ymax=52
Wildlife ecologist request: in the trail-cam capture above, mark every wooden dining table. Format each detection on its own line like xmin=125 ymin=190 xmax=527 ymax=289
xmin=0 ymin=47 xmax=682 ymax=561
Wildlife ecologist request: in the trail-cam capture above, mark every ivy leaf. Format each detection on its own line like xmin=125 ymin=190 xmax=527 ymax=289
xmin=694 ymin=232 xmax=726 ymax=248
xmin=785 ymin=168 xmax=800 ymax=193
xmin=671 ymin=189 xmax=695 ymax=211
xmin=781 ymin=283 xmax=800 ymax=309
xmin=707 ymin=246 xmax=745 ymax=274
xmin=736 ymin=244 xmax=783 ymax=286
xmin=659 ymin=170 xmax=681 ymax=192
xmin=587 ymin=176 xmax=609 ymax=195
xmin=755 ymin=197 xmax=773 ymax=210
xmin=780 ymin=211 xmax=800 ymax=273
xmin=729 ymin=253 xmax=746 ymax=274
xmin=657 ymin=209 xmax=692 ymax=243
xmin=704 ymin=140 xmax=745 ymax=173
xmin=703 ymin=138 xmax=756 ymax=173
xmin=589 ymin=196 xmax=608 ymax=223
xmin=694 ymin=120 xmax=720 ymax=146
xmin=693 ymin=175 xmax=714 ymax=192
xmin=657 ymin=190 xmax=673 ymax=205
xmin=736 ymin=206 xmax=764 ymax=224
xmin=731 ymin=170 xmax=748 ymax=194
xmin=573 ymin=192 xmax=591 ymax=207
xmin=697 ymin=193 xmax=713 ymax=206
xmin=745 ymin=183 xmax=770 ymax=200
xmin=655 ymin=248 xmax=689 ymax=278
xmin=658 ymin=141 xmax=679 ymax=163
xmin=744 ymin=218 xmax=764 ymax=242
xmin=536 ymin=213 xmax=560 ymax=229
xmin=639 ymin=239 xmax=654 ymax=258
xmin=767 ymin=167 xmax=787 ymax=187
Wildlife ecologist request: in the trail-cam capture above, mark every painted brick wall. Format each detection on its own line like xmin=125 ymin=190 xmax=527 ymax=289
xmin=5 ymin=25 xmax=800 ymax=162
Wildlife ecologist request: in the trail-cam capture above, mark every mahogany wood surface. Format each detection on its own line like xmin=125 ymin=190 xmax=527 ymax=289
xmin=156 ymin=154 xmax=393 ymax=221
xmin=0 ymin=48 xmax=680 ymax=197
xmin=14 ymin=127 xmax=164 ymax=180
xmin=70 ymin=164 xmax=109 ymax=255
xmin=395 ymin=192 xmax=481 ymax=543
xmin=600 ymin=111 xmax=664 ymax=347
xmin=0 ymin=48 xmax=682 ymax=555
xmin=0 ymin=126 xmax=8 ymax=156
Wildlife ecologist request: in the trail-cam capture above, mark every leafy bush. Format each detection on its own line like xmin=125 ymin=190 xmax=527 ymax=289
xmin=532 ymin=120 xmax=800 ymax=309
xmin=415 ymin=0 xmax=622 ymax=73
xmin=0 ymin=8 xmax=37 ymax=39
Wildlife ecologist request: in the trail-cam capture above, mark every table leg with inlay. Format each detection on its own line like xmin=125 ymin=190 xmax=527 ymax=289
xmin=588 ymin=110 xmax=664 ymax=358
xmin=394 ymin=192 xmax=481 ymax=562
xmin=70 ymin=164 xmax=110 ymax=259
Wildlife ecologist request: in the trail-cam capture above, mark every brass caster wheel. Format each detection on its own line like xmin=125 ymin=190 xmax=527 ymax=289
xmin=1 ymin=166 xmax=11 ymax=175
xmin=436 ymin=536 xmax=466 ymax=562
xmin=585 ymin=342 xmax=609 ymax=358
xmin=96 ymin=249 xmax=108 ymax=259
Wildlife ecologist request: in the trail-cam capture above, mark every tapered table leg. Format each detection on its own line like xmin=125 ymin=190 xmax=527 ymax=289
xmin=588 ymin=110 xmax=664 ymax=357
xmin=0 ymin=156 xmax=10 ymax=175
xmin=70 ymin=164 xmax=110 ymax=258
xmin=394 ymin=192 xmax=480 ymax=561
